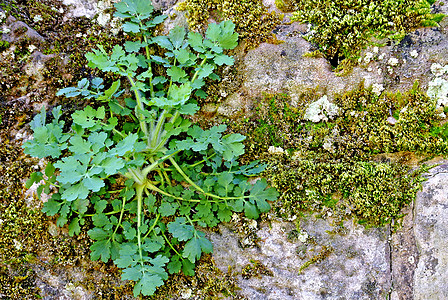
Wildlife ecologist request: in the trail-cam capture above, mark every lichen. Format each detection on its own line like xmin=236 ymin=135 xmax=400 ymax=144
xmin=177 ymin=0 xmax=282 ymax=49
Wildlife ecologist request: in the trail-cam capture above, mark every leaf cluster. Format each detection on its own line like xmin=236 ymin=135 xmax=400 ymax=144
xmin=22 ymin=0 xmax=278 ymax=297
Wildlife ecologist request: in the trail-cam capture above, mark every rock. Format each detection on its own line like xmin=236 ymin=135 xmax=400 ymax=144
xmin=211 ymin=217 xmax=391 ymax=299
xmin=62 ymin=0 xmax=100 ymax=19
xmin=2 ymin=16 xmax=45 ymax=43
xmin=413 ymin=162 xmax=448 ymax=300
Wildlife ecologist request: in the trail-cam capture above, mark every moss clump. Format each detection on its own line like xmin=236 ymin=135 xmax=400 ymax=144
xmin=267 ymin=159 xmax=427 ymax=226
xmin=152 ymin=254 xmax=240 ymax=299
xmin=289 ymin=0 xmax=444 ymax=66
xmin=227 ymin=83 xmax=448 ymax=226
xmin=232 ymin=83 xmax=448 ymax=163
xmin=178 ymin=0 xmax=282 ymax=49
xmin=241 ymin=259 xmax=273 ymax=279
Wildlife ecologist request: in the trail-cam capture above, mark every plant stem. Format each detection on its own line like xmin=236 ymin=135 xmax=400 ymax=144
xmin=136 ymin=184 xmax=145 ymax=266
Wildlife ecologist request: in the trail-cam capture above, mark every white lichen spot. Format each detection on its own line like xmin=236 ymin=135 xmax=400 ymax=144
xmin=13 ymin=239 xmax=22 ymax=250
xmin=408 ymin=256 xmax=415 ymax=264
xmin=2 ymin=26 xmax=11 ymax=34
xmin=268 ymin=146 xmax=285 ymax=155
xmin=248 ymin=219 xmax=258 ymax=229
xmin=364 ymin=52 xmax=373 ymax=63
xmin=430 ymin=63 xmax=448 ymax=77
xmin=387 ymin=57 xmax=399 ymax=66
xmin=410 ymin=50 xmax=418 ymax=58
xmin=33 ymin=14 xmax=43 ymax=22
xmin=367 ymin=67 xmax=372 ymax=72
xmin=0 ymin=11 xmax=6 ymax=22
xmin=28 ymin=44 xmax=37 ymax=53
xmin=387 ymin=66 xmax=393 ymax=74
xmin=304 ymin=95 xmax=339 ymax=123
xmin=322 ymin=137 xmax=334 ymax=152
xmin=427 ymin=77 xmax=448 ymax=108
xmin=297 ymin=231 xmax=308 ymax=243
xmin=97 ymin=12 xmax=111 ymax=26
xmin=373 ymin=46 xmax=379 ymax=54
xmin=371 ymin=83 xmax=384 ymax=96
xmin=377 ymin=68 xmax=382 ymax=75
xmin=288 ymin=215 xmax=297 ymax=221
xmin=378 ymin=53 xmax=386 ymax=60
xmin=181 ymin=288 xmax=192 ymax=299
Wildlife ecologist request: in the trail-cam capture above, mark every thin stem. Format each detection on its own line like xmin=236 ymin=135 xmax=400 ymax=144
xmin=142 ymin=34 xmax=154 ymax=98
xmin=161 ymin=229 xmax=182 ymax=257
xmin=168 ymin=157 xmax=205 ymax=193
xmin=143 ymin=213 xmax=160 ymax=239
xmin=136 ymin=184 xmax=145 ymax=266
xmin=112 ymin=196 xmax=127 ymax=236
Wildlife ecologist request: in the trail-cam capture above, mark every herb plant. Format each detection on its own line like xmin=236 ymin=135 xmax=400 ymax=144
xmin=22 ymin=0 xmax=278 ymax=296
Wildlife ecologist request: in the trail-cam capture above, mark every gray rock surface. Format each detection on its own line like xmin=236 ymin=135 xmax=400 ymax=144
xmin=413 ymin=162 xmax=448 ymax=300
xmin=211 ymin=217 xmax=391 ymax=299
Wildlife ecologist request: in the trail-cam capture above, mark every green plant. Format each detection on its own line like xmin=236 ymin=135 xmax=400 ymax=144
xmin=22 ymin=0 xmax=278 ymax=296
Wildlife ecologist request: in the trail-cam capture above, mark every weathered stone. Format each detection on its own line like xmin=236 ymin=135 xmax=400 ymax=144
xmin=211 ymin=216 xmax=391 ymax=299
xmin=413 ymin=162 xmax=448 ymax=300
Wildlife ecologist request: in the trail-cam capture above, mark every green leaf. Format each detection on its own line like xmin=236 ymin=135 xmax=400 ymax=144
xmin=221 ymin=133 xmax=246 ymax=161
xmin=183 ymin=233 xmax=213 ymax=263
xmin=61 ymin=182 xmax=90 ymax=201
xmin=92 ymin=213 xmax=110 ymax=227
xmin=45 ymin=163 xmax=56 ymax=177
xmin=82 ymin=177 xmax=105 ymax=192
xmin=188 ymin=32 xmax=204 ymax=52
xmin=244 ymin=201 xmax=259 ymax=219
xmin=90 ymin=239 xmax=111 ymax=262
xmin=167 ymin=218 xmax=194 ymax=241
xmin=217 ymin=21 xmax=239 ymax=49
xmin=42 ymin=197 xmax=62 ymax=216
xmin=166 ymin=66 xmax=187 ymax=83
xmin=159 ymin=201 xmax=178 ymax=217
xmin=102 ymin=157 xmax=125 ymax=175
xmin=97 ymin=79 xmax=121 ymax=102
xmin=88 ymin=227 xmax=110 ymax=240
xmin=152 ymin=36 xmax=173 ymax=51
xmin=72 ymin=106 xmax=104 ymax=129
xmin=182 ymin=259 xmax=196 ymax=276
xmin=214 ymin=54 xmax=234 ymax=66
xmin=123 ymin=22 xmax=140 ymax=33
xmin=110 ymin=133 xmax=139 ymax=156
xmin=142 ymin=240 xmax=163 ymax=253
xmin=25 ymin=172 xmax=43 ymax=189
xmin=196 ymin=64 xmax=214 ymax=80
xmin=167 ymin=258 xmax=182 ymax=274
xmin=134 ymin=273 xmax=164 ymax=297
xmin=68 ymin=218 xmax=81 ymax=236
xmin=169 ymin=26 xmax=186 ymax=49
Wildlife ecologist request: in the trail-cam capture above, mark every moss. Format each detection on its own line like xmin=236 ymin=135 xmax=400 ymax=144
xmin=231 ymin=83 xmax=448 ymax=163
xmin=298 ymin=245 xmax=333 ymax=274
xmin=267 ymin=159 xmax=428 ymax=227
xmin=152 ymin=254 xmax=241 ymax=299
xmin=289 ymin=0 xmax=443 ymax=67
xmin=241 ymin=259 xmax=273 ymax=279
xmin=227 ymin=83 xmax=448 ymax=226
xmin=177 ymin=0 xmax=282 ymax=49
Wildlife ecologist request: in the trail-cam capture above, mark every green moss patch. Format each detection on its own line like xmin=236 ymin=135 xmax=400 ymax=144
xmin=227 ymin=83 xmax=448 ymax=226
xmin=289 ymin=0 xmax=443 ymax=67
xmin=178 ymin=0 xmax=282 ymax=49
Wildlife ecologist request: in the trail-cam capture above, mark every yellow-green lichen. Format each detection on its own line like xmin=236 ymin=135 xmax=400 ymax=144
xmin=178 ymin=0 xmax=282 ymax=49
xmin=289 ymin=0 xmax=444 ymax=67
